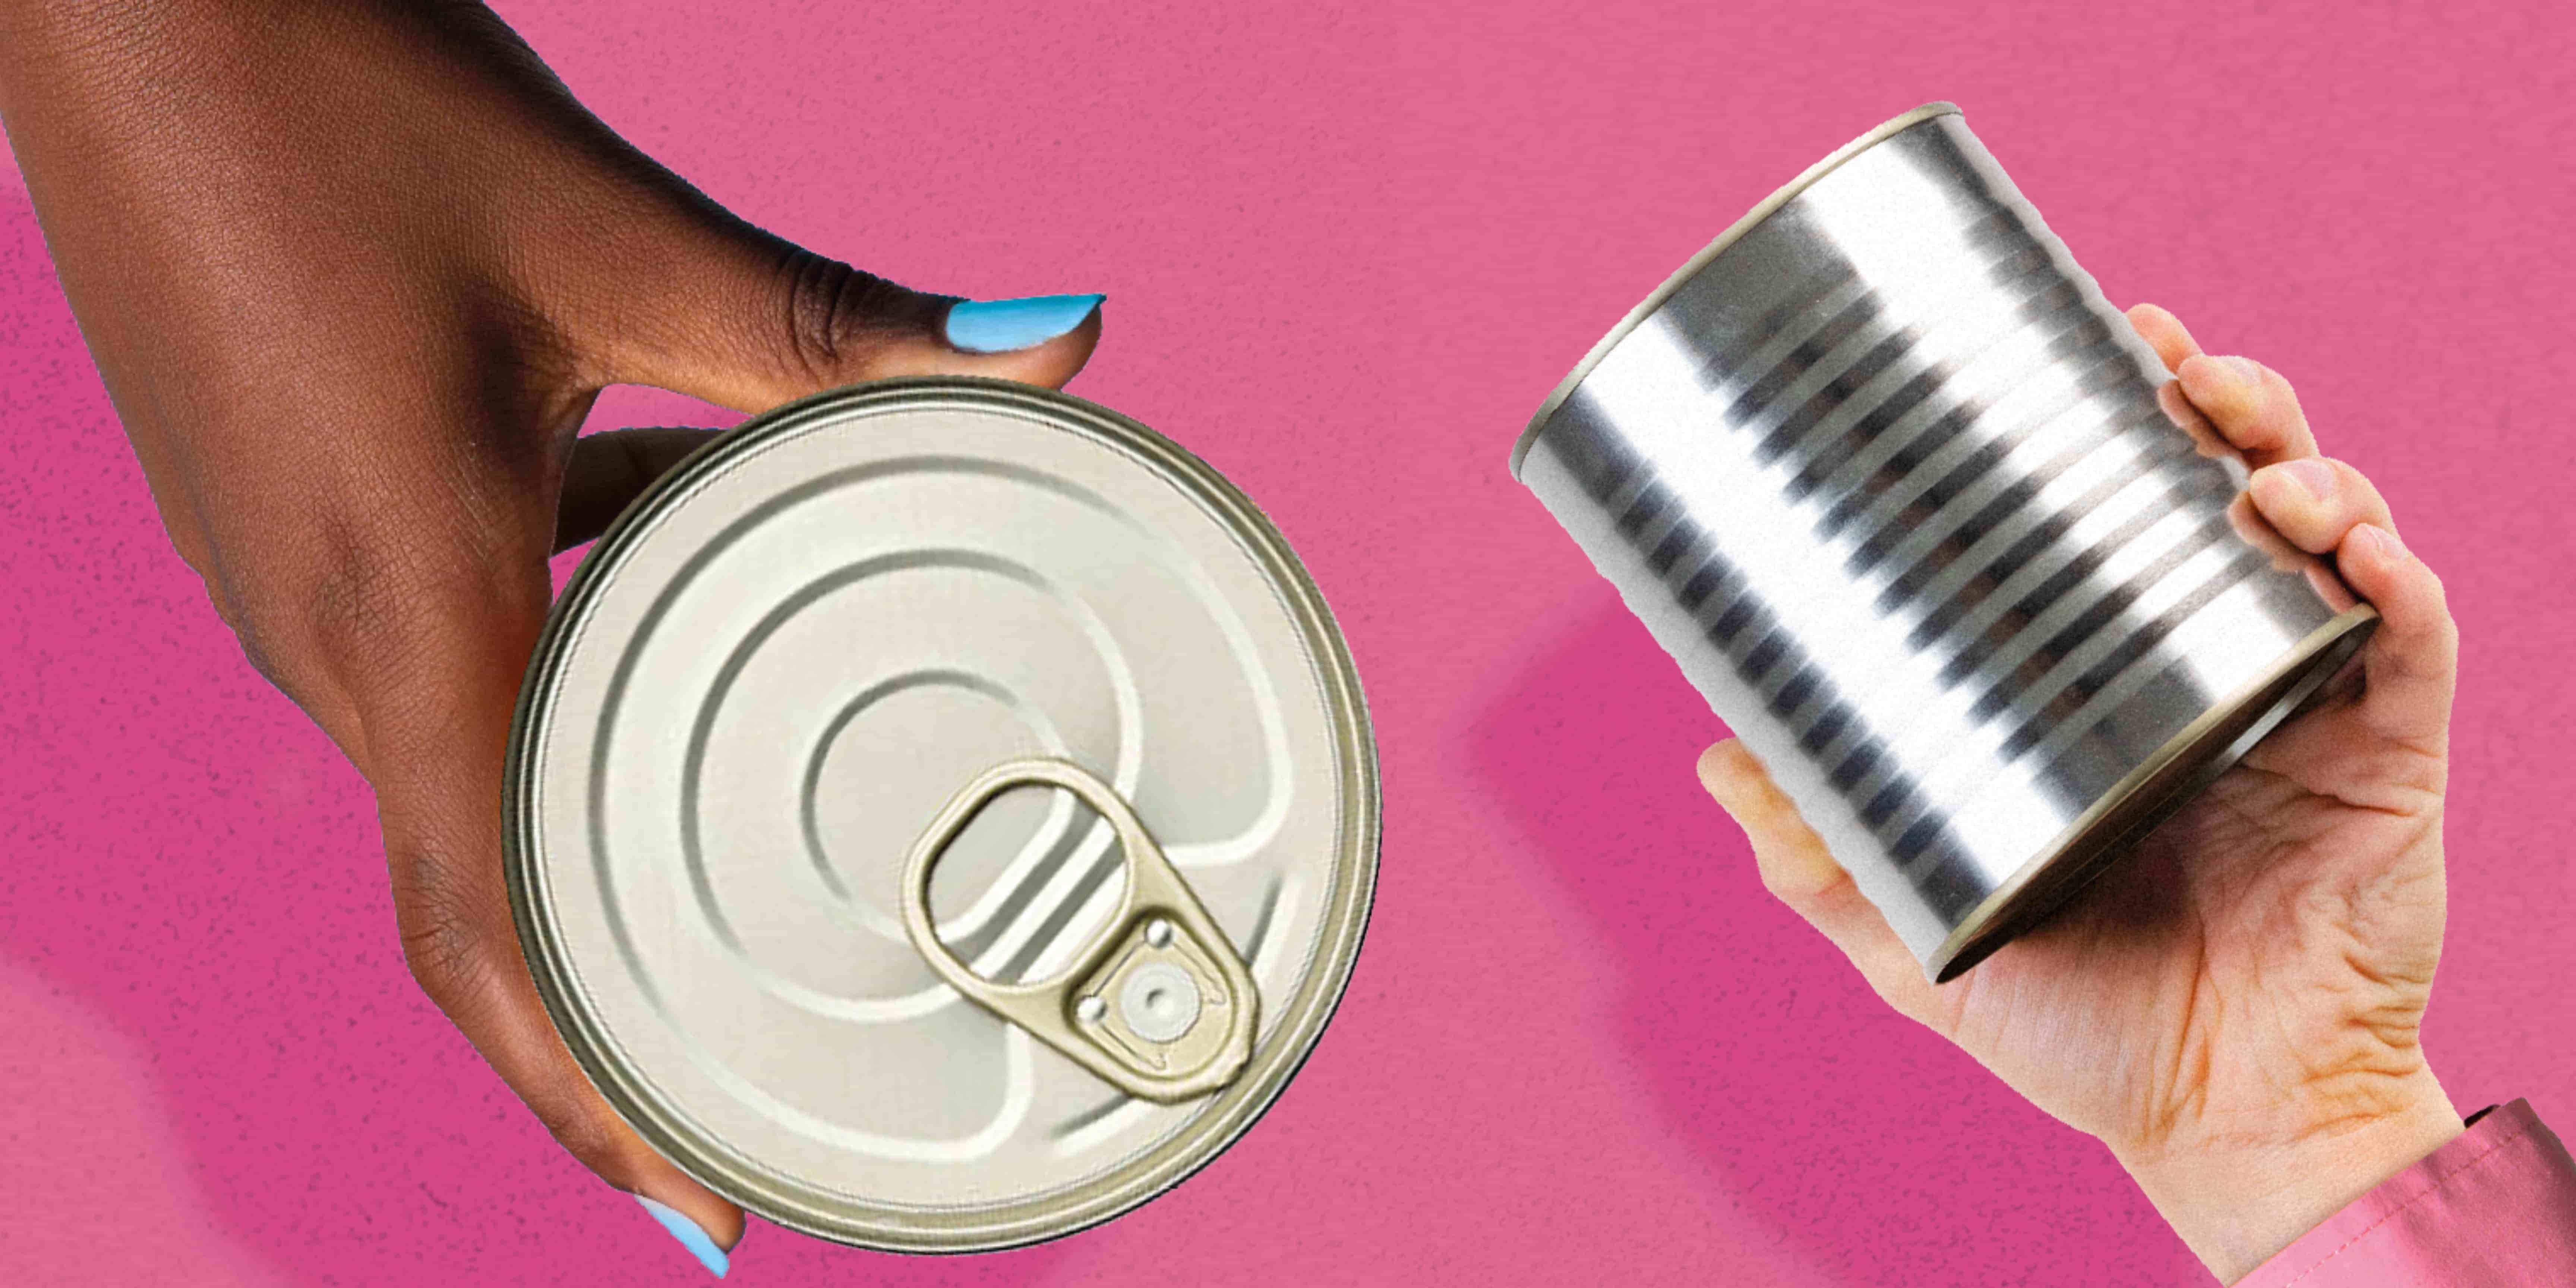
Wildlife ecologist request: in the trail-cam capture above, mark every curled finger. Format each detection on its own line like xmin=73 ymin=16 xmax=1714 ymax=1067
xmin=555 ymin=427 xmax=725 ymax=553
xmin=2175 ymin=353 xmax=2320 ymax=466
xmin=2333 ymin=524 xmax=2457 ymax=750
xmin=2245 ymin=456 xmax=2397 ymax=554
xmin=337 ymin=553 xmax=748 ymax=1275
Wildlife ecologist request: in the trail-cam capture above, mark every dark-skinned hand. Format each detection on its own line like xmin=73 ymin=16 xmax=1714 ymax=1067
xmin=0 ymin=0 xmax=1106 ymax=1267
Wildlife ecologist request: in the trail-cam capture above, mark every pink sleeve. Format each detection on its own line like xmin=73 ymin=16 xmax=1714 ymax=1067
xmin=2238 ymin=1099 xmax=2576 ymax=1287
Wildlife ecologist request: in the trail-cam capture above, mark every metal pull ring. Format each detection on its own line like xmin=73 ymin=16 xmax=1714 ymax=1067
xmin=900 ymin=757 xmax=1259 ymax=1102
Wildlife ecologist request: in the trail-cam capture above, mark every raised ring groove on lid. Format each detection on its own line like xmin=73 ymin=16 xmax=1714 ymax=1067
xmin=505 ymin=378 xmax=1379 ymax=1252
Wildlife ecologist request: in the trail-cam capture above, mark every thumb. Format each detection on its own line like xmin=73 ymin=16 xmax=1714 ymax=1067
xmin=1696 ymin=740 xmax=1942 ymax=1020
xmin=584 ymin=224 xmax=1102 ymax=413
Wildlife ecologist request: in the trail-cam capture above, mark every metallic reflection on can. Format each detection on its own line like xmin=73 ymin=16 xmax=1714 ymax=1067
xmin=1513 ymin=103 xmax=2373 ymax=982
xmin=508 ymin=378 xmax=1377 ymax=1251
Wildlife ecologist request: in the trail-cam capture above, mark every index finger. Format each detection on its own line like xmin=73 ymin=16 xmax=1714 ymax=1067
xmin=2128 ymin=303 xmax=2323 ymax=467
xmin=342 ymin=554 xmax=748 ymax=1269
xmin=2126 ymin=302 xmax=2204 ymax=373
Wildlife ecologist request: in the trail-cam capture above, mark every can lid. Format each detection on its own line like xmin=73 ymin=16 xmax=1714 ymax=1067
xmin=1508 ymin=101 xmax=1963 ymax=479
xmin=506 ymin=378 xmax=1379 ymax=1252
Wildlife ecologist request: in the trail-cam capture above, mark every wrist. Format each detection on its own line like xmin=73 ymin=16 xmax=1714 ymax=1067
xmin=2115 ymin=1071 xmax=2464 ymax=1284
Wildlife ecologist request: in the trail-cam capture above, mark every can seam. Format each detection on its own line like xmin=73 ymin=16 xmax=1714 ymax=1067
xmin=1922 ymin=601 xmax=2380 ymax=982
xmin=1508 ymin=100 xmax=1963 ymax=479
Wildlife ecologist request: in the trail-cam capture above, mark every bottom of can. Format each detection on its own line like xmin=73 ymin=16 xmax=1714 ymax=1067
xmin=1925 ymin=603 xmax=2381 ymax=984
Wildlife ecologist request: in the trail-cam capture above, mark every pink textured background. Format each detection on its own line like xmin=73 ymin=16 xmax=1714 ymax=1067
xmin=5 ymin=2 xmax=2573 ymax=1284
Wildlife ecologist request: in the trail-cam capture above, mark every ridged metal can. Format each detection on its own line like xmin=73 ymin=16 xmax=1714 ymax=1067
xmin=506 ymin=378 xmax=1378 ymax=1250
xmin=1512 ymin=102 xmax=2375 ymax=982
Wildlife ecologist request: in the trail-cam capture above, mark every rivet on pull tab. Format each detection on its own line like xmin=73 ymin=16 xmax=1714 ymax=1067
xmin=900 ymin=758 xmax=1259 ymax=1102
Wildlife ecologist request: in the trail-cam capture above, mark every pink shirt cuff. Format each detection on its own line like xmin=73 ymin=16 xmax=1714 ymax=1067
xmin=2238 ymin=1099 xmax=2576 ymax=1287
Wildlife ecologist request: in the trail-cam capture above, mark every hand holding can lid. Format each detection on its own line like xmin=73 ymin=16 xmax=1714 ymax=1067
xmin=507 ymin=379 xmax=1379 ymax=1253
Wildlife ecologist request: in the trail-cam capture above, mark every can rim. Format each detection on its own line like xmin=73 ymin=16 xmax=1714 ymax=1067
xmin=1508 ymin=100 xmax=1963 ymax=479
xmin=503 ymin=376 xmax=1382 ymax=1252
xmin=1924 ymin=602 xmax=2380 ymax=982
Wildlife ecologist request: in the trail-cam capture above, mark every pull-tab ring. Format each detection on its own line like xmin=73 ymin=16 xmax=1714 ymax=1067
xmin=900 ymin=757 xmax=1259 ymax=1102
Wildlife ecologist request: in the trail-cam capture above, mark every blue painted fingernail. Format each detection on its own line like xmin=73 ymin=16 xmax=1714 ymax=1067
xmin=943 ymin=294 xmax=1104 ymax=353
xmin=636 ymin=1195 xmax=730 ymax=1278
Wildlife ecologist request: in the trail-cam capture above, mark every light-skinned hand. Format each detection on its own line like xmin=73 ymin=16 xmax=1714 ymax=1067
xmin=1696 ymin=303 xmax=2461 ymax=1284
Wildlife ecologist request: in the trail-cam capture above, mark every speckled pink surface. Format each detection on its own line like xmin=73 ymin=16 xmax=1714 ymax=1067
xmin=4 ymin=3 xmax=2573 ymax=1285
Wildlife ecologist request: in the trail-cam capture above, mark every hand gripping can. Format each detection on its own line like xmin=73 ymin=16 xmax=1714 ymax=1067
xmin=506 ymin=378 xmax=1378 ymax=1250
xmin=1511 ymin=103 xmax=2375 ymax=982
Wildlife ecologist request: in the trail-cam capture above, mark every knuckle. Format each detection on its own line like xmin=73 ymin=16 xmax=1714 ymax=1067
xmin=2326 ymin=459 xmax=2380 ymax=499
xmin=178 ymin=507 xmax=544 ymax=754
xmin=1755 ymin=853 xmax=1828 ymax=905
xmin=231 ymin=627 xmax=294 ymax=694
xmin=298 ymin=520 xmax=435 ymax=691
xmin=390 ymin=834 xmax=503 ymax=1016
xmin=386 ymin=830 xmax=634 ymax=1177
xmin=202 ymin=517 xmax=438 ymax=704
xmin=2418 ymin=566 xmax=2454 ymax=613
xmin=198 ymin=575 xmax=294 ymax=692
xmin=1755 ymin=862 xmax=1800 ymax=902
xmin=1862 ymin=962 xmax=1931 ymax=1020
xmin=770 ymin=247 xmax=921 ymax=381
xmin=530 ymin=1091 xmax=623 ymax=1170
xmin=168 ymin=535 xmax=299 ymax=694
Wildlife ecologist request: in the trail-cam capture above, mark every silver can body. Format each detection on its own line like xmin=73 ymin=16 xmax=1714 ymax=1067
xmin=508 ymin=379 xmax=1378 ymax=1250
xmin=1513 ymin=104 xmax=2373 ymax=981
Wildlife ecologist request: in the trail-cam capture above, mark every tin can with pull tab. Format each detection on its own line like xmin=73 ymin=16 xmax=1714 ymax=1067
xmin=505 ymin=378 xmax=1379 ymax=1252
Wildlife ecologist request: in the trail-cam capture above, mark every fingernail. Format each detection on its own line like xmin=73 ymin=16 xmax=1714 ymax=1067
xmin=943 ymin=294 xmax=1104 ymax=354
xmin=2277 ymin=458 xmax=2334 ymax=502
xmin=635 ymin=1196 xmax=730 ymax=1278
xmin=2359 ymin=524 xmax=2405 ymax=560
xmin=2221 ymin=355 xmax=2265 ymax=395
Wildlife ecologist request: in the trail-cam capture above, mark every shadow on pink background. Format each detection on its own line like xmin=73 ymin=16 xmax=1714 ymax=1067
xmin=4 ymin=2 xmax=2572 ymax=1285
xmin=1466 ymin=597 xmax=2189 ymax=1284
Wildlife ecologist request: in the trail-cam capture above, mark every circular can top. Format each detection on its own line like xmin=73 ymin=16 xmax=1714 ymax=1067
xmin=506 ymin=378 xmax=1379 ymax=1252
xmin=1509 ymin=101 xmax=1963 ymax=477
